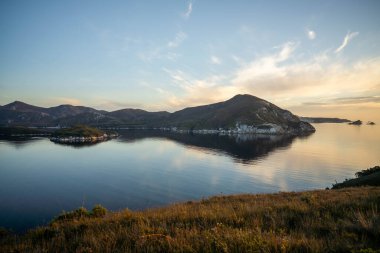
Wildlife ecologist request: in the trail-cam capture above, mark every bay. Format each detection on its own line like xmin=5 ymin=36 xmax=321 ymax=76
xmin=0 ymin=123 xmax=379 ymax=232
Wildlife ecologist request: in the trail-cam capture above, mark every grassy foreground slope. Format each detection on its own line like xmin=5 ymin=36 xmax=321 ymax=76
xmin=1 ymin=187 xmax=380 ymax=252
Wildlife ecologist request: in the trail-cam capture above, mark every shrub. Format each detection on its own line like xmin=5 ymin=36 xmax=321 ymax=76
xmin=52 ymin=207 xmax=90 ymax=222
xmin=91 ymin=204 xmax=107 ymax=218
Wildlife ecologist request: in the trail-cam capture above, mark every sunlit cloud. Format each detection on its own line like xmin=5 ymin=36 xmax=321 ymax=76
xmin=183 ymin=2 xmax=193 ymax=19
xmin=307 ymin=29 xmax=316 ymax=40
xmin=232 ymin=42 xmax=298 ymax=84
xmin=158 ymin=41 xmax=380 ymax=117
xmin=210 ymin=56 xmax=222 ymax=65
xmin=335 ymin=31 xmax=359 ymax=53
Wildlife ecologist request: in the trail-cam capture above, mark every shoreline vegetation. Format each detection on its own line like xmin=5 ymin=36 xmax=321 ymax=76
xmin=1 ymin=167 xmax=379 ymax=252
xmin=332 ymin=166 xmax=380 ymax=189
xmin=50 ymin=125 xmax=118 ymax=144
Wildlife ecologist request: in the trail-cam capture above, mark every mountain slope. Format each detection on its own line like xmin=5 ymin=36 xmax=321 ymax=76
xmin=164 ymin=94 xmax=314 ymax=133
xmin=108 ymin=109 xmax=170 ymax=126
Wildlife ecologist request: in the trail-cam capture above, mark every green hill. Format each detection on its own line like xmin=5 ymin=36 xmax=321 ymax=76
xmin=52 ymin=125 xmax=105 ymax=137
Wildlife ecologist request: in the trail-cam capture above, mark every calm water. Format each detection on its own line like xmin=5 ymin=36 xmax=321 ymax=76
xmin=0 ymin=124 xmax=379 ymax=232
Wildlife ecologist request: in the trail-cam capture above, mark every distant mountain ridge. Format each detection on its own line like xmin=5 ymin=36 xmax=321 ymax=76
xmin=0 ymin=94 xmax=315 ymax=134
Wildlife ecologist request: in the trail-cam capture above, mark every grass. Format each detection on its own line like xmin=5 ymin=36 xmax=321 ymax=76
xmin=1 ymin=187 xmax=379 ymax=252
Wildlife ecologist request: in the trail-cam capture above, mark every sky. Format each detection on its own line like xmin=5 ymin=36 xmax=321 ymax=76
xmin=1 ymin=0 xmax=380 ymax=121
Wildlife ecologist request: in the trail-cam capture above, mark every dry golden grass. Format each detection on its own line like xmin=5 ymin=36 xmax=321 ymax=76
xmin=1 ymin=187 xmax=380 ymax=252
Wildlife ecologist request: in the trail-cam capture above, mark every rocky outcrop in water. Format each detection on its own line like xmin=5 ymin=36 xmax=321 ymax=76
xmin=349 ymin=120 xmax=362 ymax=125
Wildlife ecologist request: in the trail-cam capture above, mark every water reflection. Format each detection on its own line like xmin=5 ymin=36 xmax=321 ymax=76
xmin=116 ymin=130 xmax=313 ymax=163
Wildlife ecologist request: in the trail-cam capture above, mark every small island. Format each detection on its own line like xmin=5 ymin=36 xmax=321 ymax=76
xmin=349 ymin=120 xmax=362 ymax=125
xmin=50 ymin=125 xmax=118 ymax=144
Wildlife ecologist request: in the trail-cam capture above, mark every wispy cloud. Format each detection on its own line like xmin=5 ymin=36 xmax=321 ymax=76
xmin=183 ymin=2 xmax=193 ymax=19
xmin=335 ymin=31 xmax=359 ymax=53
xmin=210 ymin=56 xmax=222 ymax=65
xmin=95 ymin=100 xmax=143 ymax=111
xmin=168 ymin=31 xmax=187 ymax=48
xmin=137 ymin=46 xmax=163 ymax=62
xmin=161 ymin=67 xmax=230 ymax=109
xmin=307 ymin=29 xmax=316 ymax=40
xmin=138 ymin=32 xmax=186 ymax=62
xmin=302 ymin=96 xmax=380 ymax=106
xmin=332 ymin=96 xmax=380 ymax=104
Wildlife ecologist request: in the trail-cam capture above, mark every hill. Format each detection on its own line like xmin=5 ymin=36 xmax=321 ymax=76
xmin=0 ymin=94 xmax=315 ymax=134
xmin=165 ymin=94 xmax=314 ymax=133
xmin=0 ymin=101 xmax=104 ymax=126
xmin=1 ymin=187 xmax=379 ymax=252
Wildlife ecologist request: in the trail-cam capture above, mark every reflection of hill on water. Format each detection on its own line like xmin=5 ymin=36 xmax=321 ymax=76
xmin=116 ymin=130 xmax=313 ymax=163
xmin=0 ymin=136 xmax=105 ymax=149
xmin=50 ymin=141 xmax=105 ymax=149
xmin=0 ymin=137 xmax=45 ymax=149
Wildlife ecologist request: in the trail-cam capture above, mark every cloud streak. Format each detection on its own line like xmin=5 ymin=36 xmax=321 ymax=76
xmin=335 ymin=31 xmax=359 ymax=53
xmin=183 ymin=2 xmax=193 ymax=19
xmin=332 ymin=96 xmax=380 ymax=104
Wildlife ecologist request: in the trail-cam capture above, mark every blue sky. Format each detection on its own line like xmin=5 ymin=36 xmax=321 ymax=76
xmin=1 ymin=0 xmax=380 ymax=120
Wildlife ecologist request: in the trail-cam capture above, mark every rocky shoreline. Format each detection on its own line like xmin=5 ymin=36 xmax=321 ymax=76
xmin=132 ymin=122 xmax=316 ymax=135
